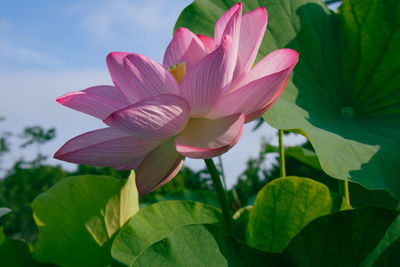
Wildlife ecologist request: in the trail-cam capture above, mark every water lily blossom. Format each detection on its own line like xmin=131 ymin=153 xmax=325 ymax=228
xmin=54 ymin=3 xmax=298 ymax=195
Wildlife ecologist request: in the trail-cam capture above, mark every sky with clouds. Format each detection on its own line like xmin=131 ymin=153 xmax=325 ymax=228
xmin=0 ymin=0 xmax=306 ymax=187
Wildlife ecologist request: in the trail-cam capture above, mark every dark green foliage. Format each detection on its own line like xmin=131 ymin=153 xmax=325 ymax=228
xmin=0 ymin=226 xmax=36 ymax=267
xmin=139 ymin=166 xmax=212 ymax=205
xmin=230 ymin=148 xmax=270 ymax=208
xmin=0 ymin=165 xmax=66 ymax=242
xmin=69 ymin=164 xmax=130 ymax=180
xmin=19 ymin=126 xmax=56 ymax=148
xmin=284 ymin=208 xmax=400 ymax=266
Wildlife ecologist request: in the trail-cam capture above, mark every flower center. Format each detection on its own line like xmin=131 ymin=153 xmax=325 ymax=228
xmin=168 ymin=62 xmax=186 ymax=84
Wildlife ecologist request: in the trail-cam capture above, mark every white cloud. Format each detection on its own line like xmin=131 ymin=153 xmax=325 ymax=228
xmin=74 ymin=0 xmax=187 ymax=42
xmin=65 ymin=0 xmax=192 ymax=62
xmin=0 ymin=17 xmax=61 ymax=68
xmin=0 ymin=39 xmax=61 ymax=67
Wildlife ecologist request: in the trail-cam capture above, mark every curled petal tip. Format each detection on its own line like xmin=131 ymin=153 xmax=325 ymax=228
xmin=53 ymin=150 xmax=61 ymax=160
xmin=56 ymin=95 xmax=65 ymax=104
xmin=56 ymin=91 xmax=81 ymax=104
xmin=284 ymin=48 xmax=300 ymax=65
xmin=257 ymin=6 xmax=268 ymax=18
xmin=102 ymin=114 xmax=113 ymax=125
xmin=258 ymin=6 xmax=267 ymax=12
xmin=106 ymin=51 xmax=122 ymax=61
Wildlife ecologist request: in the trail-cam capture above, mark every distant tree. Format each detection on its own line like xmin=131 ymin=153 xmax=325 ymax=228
xmin=68 ymin=164 xmax=130 ymax=180
xmin=19 ymin=126 xmax=56 ymax=149
xmin=0 ymin=118 xmax=12 ymax=169
xmin=229 ymin=143 xmax=270 ymax=208
xmin=0 ymin=164 xmax=67 ymax=242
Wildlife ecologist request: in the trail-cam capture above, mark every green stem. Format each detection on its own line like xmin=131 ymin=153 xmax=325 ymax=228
xmin=339 ymin=180 xmax=350 ymax=205
xmin=279 ymin=129 xmax=286 ymax=178
xmin=217 ymin=156 xmax=227 ymax=189
xmin=204 ymin=158 xmax=233 ymax=236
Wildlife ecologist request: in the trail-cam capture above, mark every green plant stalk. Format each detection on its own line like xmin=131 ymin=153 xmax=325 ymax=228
xmin=204 ymin=158 xmax=233 ymax=236
xmin=217 ymin=156 xmax=227 ymax=189
xmin=339 ymin=179 xmax=350 ymax=205
xmin=279 ymin=129 xmax=286 ymax=177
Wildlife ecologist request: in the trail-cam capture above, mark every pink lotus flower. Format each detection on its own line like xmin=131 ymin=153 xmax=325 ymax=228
xmin=54 ymin=3 xmax=298 ymax=195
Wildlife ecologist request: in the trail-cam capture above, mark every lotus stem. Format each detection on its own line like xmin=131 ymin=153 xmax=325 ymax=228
xmin=218 ymin=156 xmax=227 ymax=189
xmin=339 ymin=180 xmax=351 ymax=206
xmin=204 ymin=158 xmax=233 ymax=236
xmin=279 ymin=129 xmax=286 ymax=177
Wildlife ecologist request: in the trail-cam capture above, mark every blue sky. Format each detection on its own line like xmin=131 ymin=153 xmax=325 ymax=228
xmin=0 ymin=0 xmax=306 ymax=187
xmin=0 ymin=0 xmax=194 ymax=70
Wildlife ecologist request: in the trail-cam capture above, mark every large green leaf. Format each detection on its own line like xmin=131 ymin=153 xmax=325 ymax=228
xmin=0 ymin=227 xmax=35 ymax=267
xmin=284 ymin=207 xmax=400 ymax=266
xmin=373 ymin=238 xmax=400 ymax=267
xmin=133 ymin=224 xmax=281 ymax=266
xmin=233 ymin=206 xmax=252 ymax=241
xmin=153 ymin=189 xmax=220 ymax=208
xmin=31 ymin=173 xmax=138 ymax=267
xmin=246 ymin=176 xmax=348 ymax=252
xmin=111 ymin=200 xmax=222 ymax=266
xmin=265 ymin=145 xmax=399 ymax=209
xmin=175 ymin=0 xmax=400 ymax=198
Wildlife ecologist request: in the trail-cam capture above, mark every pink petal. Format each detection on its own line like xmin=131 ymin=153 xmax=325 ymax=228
xmin=197 ymin=34 xmax=216 ymax=54
xmin=104 ymin=94 xmax=190 ymax=139
xmin=163 ymin=27 xmax=207 ymax=72
xmin=56 ymin=85 xmax=130 ymax=120
xmin=180 ymin=36 xmax=236 ymax=117
xmin=232 ymin=48 xmax=299 ymax=91
xmin=114 ymin=153 xmax=148 ymax=170
xmin=244 ymin=96 xmax=279 ymax=123
xmin=207 ymin=61 xmax=297 ymax=122
xmin=214 ymin=3 xmax=242 ymax=47
xmin=235 ymin=7 xmax=268 ymax=76
xmin=107 ymin=52 xmax=136 ymax=102
xmin=123 ymin=54 xmax=180 ymax=100
xmin=174 ymin=113 xmax=245 ymax=159
xmin=54 ymin=127 xmax=162 ymax=167
xmin=136 ymin=139 xmax=184 ymax=195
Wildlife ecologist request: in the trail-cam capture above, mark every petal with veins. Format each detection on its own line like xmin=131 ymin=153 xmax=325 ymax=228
xmin=214 ymin=3 xmax=242 ymax=46
xmin=163 ymin=27 xmax=206 ymax=72
xmin=104 ymin=94 xmax=190 ymax=139
xmin=123 ymin=53 xmax=180 ymax=100
xmin=197 ymin=34 xmax=216 ymax=54
xmin=175 ymin=113 xmax=245 ymax=159
xmin=180 ymin=36 xmax=236 ymax=117
xmin=107 ymin=52 xmax=136 ymax=102
xmin=235 ymin=7 xmax=268 ymax=76
xmin=207 ymin=64 xmax=297 ymax=122
xmin=57 ymin=85 xmax=130 ymax=120
xmin=114 ymin=153 xmax=149 ymax=170
xmin=54 ymin=127 xmax=162 ymax=167
xmin=136 ymin=139 xmax=184 ymax=195
xmin=232 ymin=48 xmax=299 ymax=91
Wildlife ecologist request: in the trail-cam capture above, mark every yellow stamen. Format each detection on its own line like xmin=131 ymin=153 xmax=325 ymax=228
xmin=168 ymin=62 xmax=186 ymax=84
